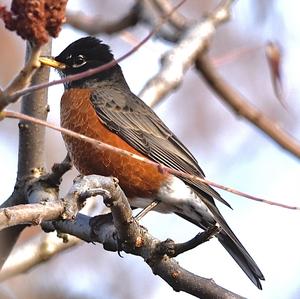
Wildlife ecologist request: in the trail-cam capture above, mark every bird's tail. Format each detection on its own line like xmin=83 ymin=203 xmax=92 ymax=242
xmin=177 ymin=209 xmax=265 ymax=289
xmin=175 ymin=187 xmax=265 ymax=289
xmin=217 ymin=229 xmax=264 ymax=289
xmin=195 ymin=189 xmax=265 ymax=289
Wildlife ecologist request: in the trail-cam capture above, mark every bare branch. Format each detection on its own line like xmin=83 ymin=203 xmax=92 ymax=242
xmin=0 ymin=41 xmax=51 ymax=269
xmin=0 ymin=202 xmax=64 ymax=231
xmin=44 ymin=154 xmax=72 ymax=187
xmin=5 ymin=110 xmax=299 ymax=211
xmin=66 ymin=2 xmax=141 ymax=35
xmin=151 ymin=0 xmax=187 ymax=30
xmin=17 ymin=42 xmax=51 ymax=178
xmin=8 ymin=0 xmax=187 ymax=101
xmin=139 ymin=0 xmax=234 ymax=107
xmin=45 ymin=175 xmax=245 ymax=298
xmin=0 ymin=174 xmax=244 ymax=297
xmin=87 ymin=175 xmax=245 ymax=298
xmin=157 ymin=226 xmax=220 ymax=258
xmin=0 ymin=44 xmax=41 ymax=111
xmin=0 ymin=196 xmax=100 ymax=282
xmin=195 ymin=54 xmax=300 ymax=160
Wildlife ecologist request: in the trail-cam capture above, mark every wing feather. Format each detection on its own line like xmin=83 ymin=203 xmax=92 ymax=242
xmin=90 ymin=89 xmax=231 ymax=208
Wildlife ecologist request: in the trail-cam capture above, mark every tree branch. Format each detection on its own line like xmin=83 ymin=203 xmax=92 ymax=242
xmin=0 ymin=232 xmax=81 ymax=282
xmin=0 ymin=44 xmax=41 ymax=111
xmin=17 ymin=42 xmax=51 ymax=178
xmin=66 ymin=2 xmax=141 ymax=35
xmin=5 ymin=110 xmax=299 ymax=211
xmin=150 ymin=0 xmax=187 ymax=31
xmin=139 ymin=0 xmax=235 ymax=107
xmin=0 ymin=175 xmax=244 ymax=297
xmin=0 ymin=202 xmax=64 ymax=231
xmin=67 ymin=175 xmax=245 ymax=298
xmin=8 ymin=0 xmax=187 ymax=101
xmin=65 ymin=0 xmax=187 ymax=42
xmin=0 ymin=41 xmax=52 ymax=269
xmin=195 ymin=54 xmax=300 ymax=160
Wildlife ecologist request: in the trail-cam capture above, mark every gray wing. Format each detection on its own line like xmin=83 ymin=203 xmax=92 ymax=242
xmin=90 ymin=88 xmax=231 ymax=208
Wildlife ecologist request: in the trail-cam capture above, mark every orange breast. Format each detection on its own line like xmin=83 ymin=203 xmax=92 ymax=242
xmin=60 ymin=88 xmax=168 ymax=198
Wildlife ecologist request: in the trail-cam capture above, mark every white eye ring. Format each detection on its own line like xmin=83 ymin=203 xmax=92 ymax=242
xmin=72 ymin=54 xmax=86 ymax=68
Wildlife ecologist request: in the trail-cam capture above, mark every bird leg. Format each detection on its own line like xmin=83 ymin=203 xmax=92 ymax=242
xmin=134 ymin=200 xmax=160 ymax=221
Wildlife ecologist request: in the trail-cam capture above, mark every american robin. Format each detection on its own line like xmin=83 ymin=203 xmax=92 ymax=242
xmin=39 ymin=36 xmax=264 ymax=289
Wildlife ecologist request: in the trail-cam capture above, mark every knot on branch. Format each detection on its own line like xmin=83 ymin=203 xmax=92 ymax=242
xmin=0 ymin=0 xmax=67 ymax=46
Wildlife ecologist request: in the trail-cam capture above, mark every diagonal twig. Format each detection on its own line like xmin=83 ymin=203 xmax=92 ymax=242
xmin=3 ymin=110 xmax=300 ymax=211
xmin=7 ymin=0 xmax=187 ymax=102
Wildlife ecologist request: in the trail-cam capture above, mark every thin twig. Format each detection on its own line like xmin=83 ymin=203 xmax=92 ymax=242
xmin=3 ymin=110 xmax=300 ymax=211
xmin=8 ymin=0 xmax=187 ymax=101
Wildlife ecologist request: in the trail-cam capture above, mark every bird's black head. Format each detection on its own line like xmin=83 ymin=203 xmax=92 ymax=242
xmin=40 ymin=36 xmax=124 ymax=88
xmin=55 ymin=37 xmax=114 ymax=75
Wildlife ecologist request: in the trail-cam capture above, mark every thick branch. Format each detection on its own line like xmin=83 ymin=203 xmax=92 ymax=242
xmin=0 ymin=175 xmax=243 ymax=297
xmin=17 ymin=42 xmax=51 ymax=178
xmin=195 ymin=55 xmax=300 ymax=159
xmin=76 ymin=175 xmax=244 ymax=298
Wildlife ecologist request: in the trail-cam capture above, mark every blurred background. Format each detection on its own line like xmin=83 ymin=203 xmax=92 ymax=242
xmin=0 ymin=0 xmax=299 ymax=298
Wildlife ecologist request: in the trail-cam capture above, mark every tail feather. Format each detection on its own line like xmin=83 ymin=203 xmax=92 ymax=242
xmin=175 ymin=188 xmax=264 ymax=289
xmin=218 ymin=231 xmax=264 ymax=289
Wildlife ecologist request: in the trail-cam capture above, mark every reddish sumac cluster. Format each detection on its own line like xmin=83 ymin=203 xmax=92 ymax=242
xmin=0 ymin=0 xmax=68 ymax=45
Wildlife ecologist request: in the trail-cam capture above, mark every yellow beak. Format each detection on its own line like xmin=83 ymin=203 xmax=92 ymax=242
xmin=39 ymin=56 xmax=66 ymax=69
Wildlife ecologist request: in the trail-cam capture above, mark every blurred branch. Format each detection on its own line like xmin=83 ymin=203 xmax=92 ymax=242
xmin=195 ymin=54 xmax=300 ymax=160
xmin=0 ymin=41 xmax=51 ymax=269
xmin=66 ymin=2 xmax=141 ymax=35
xmin=17 ymin=43 xmax=51 ymax=179
xmin=0 ymin=232 xmax=81 ymax=282
xmin=8 ymin=0 xmax=187 ymax=101
xmin=150 ymin=0 xmax=187 ymax=30
xmin=0 ymin=44 xmax=41 ymax=111
xmin=66 ymin=0 xmax=187 ymax=42
xmin=0 ymin=194 xmax=100 ymax=282
xmin=139 ymin=0 xmax=234 ymax=107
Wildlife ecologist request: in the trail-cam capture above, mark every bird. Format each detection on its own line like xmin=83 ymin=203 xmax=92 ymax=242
xmin=39 ymin=36 xmax=264 ymax=289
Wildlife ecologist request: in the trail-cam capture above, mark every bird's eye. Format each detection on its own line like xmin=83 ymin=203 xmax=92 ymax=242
xmin=72 ymin=54 xmax=86 ymax=68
